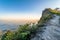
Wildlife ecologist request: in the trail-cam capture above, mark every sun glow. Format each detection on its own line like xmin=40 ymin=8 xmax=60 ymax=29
xmin=0 ymin=13 xmax=40 ymax=24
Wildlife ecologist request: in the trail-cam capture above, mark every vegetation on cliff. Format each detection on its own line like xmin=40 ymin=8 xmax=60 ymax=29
xmin=1 ymin=24 xmax=37 ymax=40
xmin=38 ymin=8 xmax=60 ymax=27
xmin=38 ymin=8 xmax=52 ymax=27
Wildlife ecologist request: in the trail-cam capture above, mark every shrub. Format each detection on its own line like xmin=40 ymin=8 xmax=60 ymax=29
xmin=1 ymin=24 xmax=37 ymax=40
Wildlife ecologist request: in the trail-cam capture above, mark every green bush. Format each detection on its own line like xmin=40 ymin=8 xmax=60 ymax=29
xmin=1 ymin=30 xmax=14 ymax=40
xmin=1 ymin=24 xmax=37 ymax=40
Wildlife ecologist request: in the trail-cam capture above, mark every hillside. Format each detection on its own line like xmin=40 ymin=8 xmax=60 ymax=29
xmin=31 ymin=8 xmax=60 ymax=40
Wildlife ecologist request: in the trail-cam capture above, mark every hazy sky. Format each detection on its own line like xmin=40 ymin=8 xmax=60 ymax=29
xmin=0 ymin=0 xmax=60 ymax=21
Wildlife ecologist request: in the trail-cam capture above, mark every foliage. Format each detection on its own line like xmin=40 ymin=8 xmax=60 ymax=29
xmin=1 ymin=30 xmax=14 ymax=40
xmin=49 ymin=8 xmax=60 ymax=15
xmin=1 ymin=24 xmax=37 ymax=40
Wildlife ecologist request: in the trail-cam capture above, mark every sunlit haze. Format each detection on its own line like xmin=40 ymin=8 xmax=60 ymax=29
xmin=0 ymin=0 xmax=60 ymax=24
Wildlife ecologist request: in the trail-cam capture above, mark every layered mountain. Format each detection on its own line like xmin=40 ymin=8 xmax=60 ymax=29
xmin=31 ymin=8 xmax=60 ymax=40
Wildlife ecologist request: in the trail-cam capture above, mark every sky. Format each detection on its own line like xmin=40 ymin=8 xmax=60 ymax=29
xmin=0 ymin=0 xmax=60 ymax=23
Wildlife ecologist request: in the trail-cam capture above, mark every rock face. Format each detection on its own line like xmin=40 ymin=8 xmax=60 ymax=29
xmin=31 ymin=8 xmax=60 ymax=40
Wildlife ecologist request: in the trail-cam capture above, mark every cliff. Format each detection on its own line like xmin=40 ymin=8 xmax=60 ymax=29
xmin=31 ymin=8 xmax=60 ymax=40
xmin=38 ymin=8 xmax=60 ymax=27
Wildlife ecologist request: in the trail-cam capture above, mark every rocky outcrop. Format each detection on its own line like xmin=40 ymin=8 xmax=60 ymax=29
xmin=31 ymin=8 xmax=60 ymax=40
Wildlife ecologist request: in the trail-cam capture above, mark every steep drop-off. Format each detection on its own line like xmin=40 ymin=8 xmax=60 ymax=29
xmin=31 ymin=8 xmax=60 ymax=40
